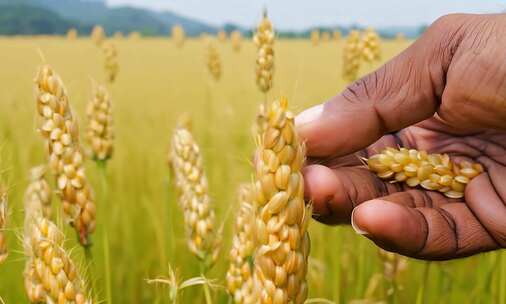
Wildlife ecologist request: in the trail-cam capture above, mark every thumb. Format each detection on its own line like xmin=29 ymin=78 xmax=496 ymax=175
xmin=295 ymin=14 xmax=469 ymax=157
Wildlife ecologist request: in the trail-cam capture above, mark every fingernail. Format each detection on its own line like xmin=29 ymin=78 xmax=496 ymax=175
xmin=351 ymin=207 xmax=369 ymax=235
xmin=295 ymin=104 xmax=323 ymax=126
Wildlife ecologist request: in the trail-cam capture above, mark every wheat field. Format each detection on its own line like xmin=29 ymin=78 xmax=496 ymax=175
xmin=0 ymin=36 xmax=504 ymax=303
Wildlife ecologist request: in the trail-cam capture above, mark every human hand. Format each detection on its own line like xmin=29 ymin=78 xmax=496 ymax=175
xmin=296 ymin=14 xmax=506 ymax=260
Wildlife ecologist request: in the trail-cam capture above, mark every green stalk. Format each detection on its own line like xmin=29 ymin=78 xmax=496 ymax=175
xmin=499 ymin=251 xmax=505 ymax=304
xmin=103 ymin=232 xmax=112 ymax=304
xmin=416 ymin=262 xmax=431 ymax=304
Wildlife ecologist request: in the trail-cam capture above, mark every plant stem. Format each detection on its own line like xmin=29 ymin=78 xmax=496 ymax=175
xmin=416 ymin=262 xmax=431 ymax=304
xmin=104 ymin=232 xmax=112 ymax=304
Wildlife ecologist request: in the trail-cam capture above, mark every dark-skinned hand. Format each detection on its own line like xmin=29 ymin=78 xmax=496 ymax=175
xmin=295 ymin=13 xmax=506 ymax=260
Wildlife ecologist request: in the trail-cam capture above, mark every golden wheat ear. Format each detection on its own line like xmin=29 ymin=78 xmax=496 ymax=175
xmin=86 ymin=83 xmax=114 ymax=161
xmin=169 ymin=122 xmax=218 ymax=265
xmin=33 ymin=64 xmax=96 ymax=246
xmin=252 ymin=97 xmax=311 ymax=304
xmin=367 ymin=147 xmax=484 ymax=199
xmin=254 ymin=12 xmax=275 ymax=94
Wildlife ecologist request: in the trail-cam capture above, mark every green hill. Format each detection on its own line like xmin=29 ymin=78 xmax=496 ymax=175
xmin=0 ymin=4 xmax=84 ymax=35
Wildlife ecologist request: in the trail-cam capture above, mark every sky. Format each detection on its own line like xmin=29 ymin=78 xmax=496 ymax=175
xmin=105 ymin=0 xmax=505 ymax=30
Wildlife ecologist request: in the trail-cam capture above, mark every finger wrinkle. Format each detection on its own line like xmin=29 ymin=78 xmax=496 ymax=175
xmin=436 ymin=207 xmax=459 ymax=253
xmin=412 ymin=208 xmax=430 ymax=256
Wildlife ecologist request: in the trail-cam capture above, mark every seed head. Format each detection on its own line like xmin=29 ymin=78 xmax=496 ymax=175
xmin=252 ymin=97 xmax=311 ymax=304
xmin=333 ymin=30 xmax=341 ymax=41
xmin=172 ymin=25 xmax=185 ymax=48
xmin=23 ymin=215 xmax=92 ymax=303
xmin=207 ymin=41 xmax=222 ymax=81
xmin=343 ymin=30 xmax=362 ymax=82
xmin=33 ymin=65 xmax=97 ymax=246
xmin=254 ymin=12 xmax=275 ymax=93
xmin=67 ymin=28 xmax=78 ymax=40
xmin=91 ymin=25 xmax=105 ymax=46
xmin=86 ymin=83 xmax=114 ymax=161
xmin=231 ymin=30 xmax=242 ymax=52
xmin=102 ymin=41 xmax=119 ymax=83
xmin=226 ymin=184 xmax=257 ymax=304
xmin=378 ymin=249 xmax=408 ymax=282
xmin=360 ymin=28 xmax=382 ymax=62
xmin=367 ymin=147 xmax=484 ymax=199
xmin=310 ymin=30 xmax=320 ymax=46
xmin=218 ymin=30 xmax=227 ymax=42
xmin=25 ymin=165 xmax=52 ymax=220
xmin=169 ymin=123 xmax=220 ymax=265
xmin=321 ymin=32 xmax=330 ymax=43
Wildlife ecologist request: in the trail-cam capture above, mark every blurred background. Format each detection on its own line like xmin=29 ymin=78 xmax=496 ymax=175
xmin=0 ymin=0 xmax=504 ymax=38
xmin=0 ymin=1 xmax=505 ymax=304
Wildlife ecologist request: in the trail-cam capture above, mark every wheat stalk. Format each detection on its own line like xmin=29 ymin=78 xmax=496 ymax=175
xmin=207 ymin=41 xmax=222 ymax=81
xmin=91 ymin=25 xmax=105 ymax=46
xmin=360 ymin=28 xmax=382 ymax=63
xmin=169 ymin=122 xmax=220 ymax=266
xmin=252 ymin=97 xmax=311 ymax=304
xmin=254 ymin=11 xmax=275 ymax=93
xmin=226 ymin=184 xmax=257 ymax=304
xmin=342 ymin=30 xmax=362 ymax=82
xmin=367 ymin=147 xmax=484 ymax=199
xmin=102 ymin=41 xmax=119 ymax=83
xmin=172 ymin=25 xmax=185 ymax=48
xmin=0 ymin=185 xmax=7 ymax=265
xmin=86 ymin=83 xmax=114 ymax=161
xmin=33 ymin=65 xmax=97 ymax=246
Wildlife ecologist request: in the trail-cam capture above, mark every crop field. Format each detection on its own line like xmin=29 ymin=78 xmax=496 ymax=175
xmin=0 ymin=35 xmax=504 ymax=303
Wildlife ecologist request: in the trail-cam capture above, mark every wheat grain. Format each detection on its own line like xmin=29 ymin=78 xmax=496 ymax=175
xmin=231 ymin=30 xmax=242 ymax=52
xmin=172 ymin=25 xmax=185 ymax=48
xmin=367 ymin=147 xmax=484 ymax=199
xmin=207 ymin=41 xmax=222 ymax=81
xmin=67 ymin=28 xmax=78 ymax=40
xmin=23 ymin=213 xmax=92 ymax=303
xmin=91 ymin=25 xmax=105 ymax=46
xmin=252 ymin=97 xmax=311 ymax=304
xmin=0 ymin=185 xmax=7 ymax=265
xmin=33 ymin=65 xmax=97 ymax=246
xmin=102 ymin=41 xmax=119 ymax=83
xmin=86 ymin=83 xmax=114 ymax=161
xmin=342 ymin=30 xmax=362 ymax=82
xmin=254 ymin=11 xmax=275 ymax=93
xmin=310 ymin=30 xmax=320 ymax=46
xmin=361 ymin=28 xmax=381 ymax=63
xmin=169 ymin=122 xmax=219 ymax=264
xmin=226 ymin=184 xmax=257 ymax=304
xmin=25 ymin=165 xmax=52 ymax=219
